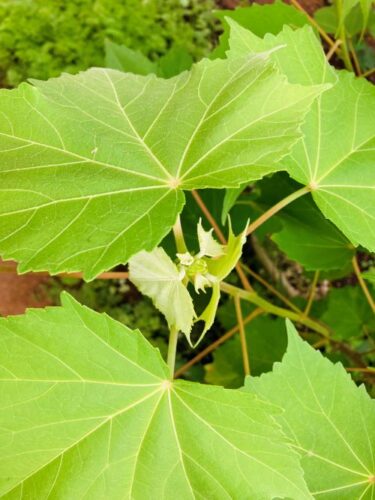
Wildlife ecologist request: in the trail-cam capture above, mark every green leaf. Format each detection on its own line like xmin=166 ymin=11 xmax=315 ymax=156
xmin=196 ymin=282 xmax=221 ymax=344
xmin=221 ymin=185 xmax=244 ymax=224
xmin=228 ymin=23 xmax=375 ymax=253
xmin=246 ymin=321 xmax=375 ymax=499
xmin=157 ymin=47 xmax=193 ymax=78
xmin=207 ymin=222 xmax=247 ymax=281
xmin=212 ymin=1 xmax=309 ymax=59
xmin=104 ymin=40 xmax=157 ymax=75
xmin=0 ymin=55 xmax=322 ymax=279
xmin=104 ymin=41 xmax=192 ymax=78
xmin=320 ymin=286 xmax=375 ymax=340
xmin=314 ymin=6 xmax=341 ymax=33
xmin=0 ymin=294 xmax=312 ymax=499
xmin=205 ymin=316 xmax=287 ymax=388
xmin=314 ymin=4 xmax=366 ymax=36
xmin=285 ymin=72 xmax=375 ymax=253
xmin=128 ymin=247 xmax=195 ymax=339
xmin=195 ymin=222 xmax=248 ymax=342
xmin=228 ymin=21 xmax=337 ymax=86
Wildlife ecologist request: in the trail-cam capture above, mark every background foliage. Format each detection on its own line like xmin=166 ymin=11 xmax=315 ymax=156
xmin=0 ymin=0 xmax=217 ymax=87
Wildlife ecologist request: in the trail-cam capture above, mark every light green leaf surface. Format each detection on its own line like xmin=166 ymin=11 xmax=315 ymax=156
xmin=0 ymin=55 xmax=322 ymax=278
xmin=227 ymin=22 xmax=337 ymax=86
xmin=228 ymin=23 xmax=375 ymax=253
xmin=0 ymin=294 xmax=312 ymax=499
xmin=197 ymin=219 xmax=224 ymax=257
xmin=246 ymin=321 xmax=375 ymax=499
xmin=285 ymin=73 xmax=375 ymax=253
xmin=129 ymin=247 xmax=195 ymax=338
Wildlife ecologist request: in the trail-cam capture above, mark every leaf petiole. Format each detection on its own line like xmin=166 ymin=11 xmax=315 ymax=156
xmin=246 ymin=185 xmax=311 ymax=236
xmin=220 ymin=281 xmax=330 ymax=337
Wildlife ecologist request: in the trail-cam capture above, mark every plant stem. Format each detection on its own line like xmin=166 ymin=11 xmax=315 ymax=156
xmin=348 ymin=38 xmax=361 ymax=75
xmin=174 ymin=308 xmax=263 ymax=378
xmin=336 ymin=0 xmax=354 ymax=71
xmin=339 ymin=34 xmax=354 ymax=71
xmin=220 ymin=281 xmax=330 ymax=337
xmin=191 ymin=189 xmax=253 ymax=291
xmin=304 ymin=270 xmax=320 ymax=316
xmin=289 ymin=0 xmax=336 ymax=48
xmin=234 ymin=295 xmax=251 ymax=376
xmin=240 ymin=263 xmax=303 ymax=313
xmin=167 ymin=326 xmax=179 ymax=379
xmin=346 ymin=367 xmax=375 ymax=374
xmin=172 ymin=215 xmax=188 ymax=254
xmin=191 ymin=190 xmax=226 ymax=244
xmin=352 ymin=255 xmax=375 ymax=314
xmin=362 ymin=67 xmax=375 ymax=78
xmin=0 ymin=265 xmax=129 ymax=280
xmin=246 ymin=186 xmax=310 ymax=236
xmin=251 ymin=234 xmax=299 ymax=297
xmin=326 ymin=39 xmax=342 ymax=61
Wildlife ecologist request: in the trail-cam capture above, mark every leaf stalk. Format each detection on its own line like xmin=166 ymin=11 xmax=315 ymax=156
xmin=234 ymin=295 xmax=251 ymax=376
xmin=220 ymin=281 xmax=329 ymax=337
xmin=352 ymin=255 xmax=375 ymax=314
xmin=246 ymin=185 xmax=311 ymax=236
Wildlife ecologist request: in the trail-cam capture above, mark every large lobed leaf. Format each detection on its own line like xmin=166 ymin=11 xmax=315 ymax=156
xmin=0 ymin=294 xmax=311 ymax=499
xmin=228 ymin=22 xmax=375 ymax=253
xmin=0 ymin=54 xmax=322 ymax=279
xmin=247 ymin=322 xmax=375 ymax=499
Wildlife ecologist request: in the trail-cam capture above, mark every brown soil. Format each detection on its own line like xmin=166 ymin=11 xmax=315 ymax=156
xmin=0 ymin=260 xmax=52 ymax=316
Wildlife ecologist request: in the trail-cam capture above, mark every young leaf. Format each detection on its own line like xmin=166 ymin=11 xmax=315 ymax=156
xmin=0 ymin=294 xmax=311 ymax=499
xmin=207 ymin=221 xmax=248 ymax=281
xmin=193 ymin=222 xmax=249 ymax=341
xmin=197 ymin=219 xmax=224 ymax=258
xmin=128 ymin=247 xmax=195 ymax=339
xmin=246 ymin=321 xmax=375 ymax=498
xmin=228 ymin=23 xmax=375 ymax=253
xmin=0 ymin=55 xmax=323 ymax=279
